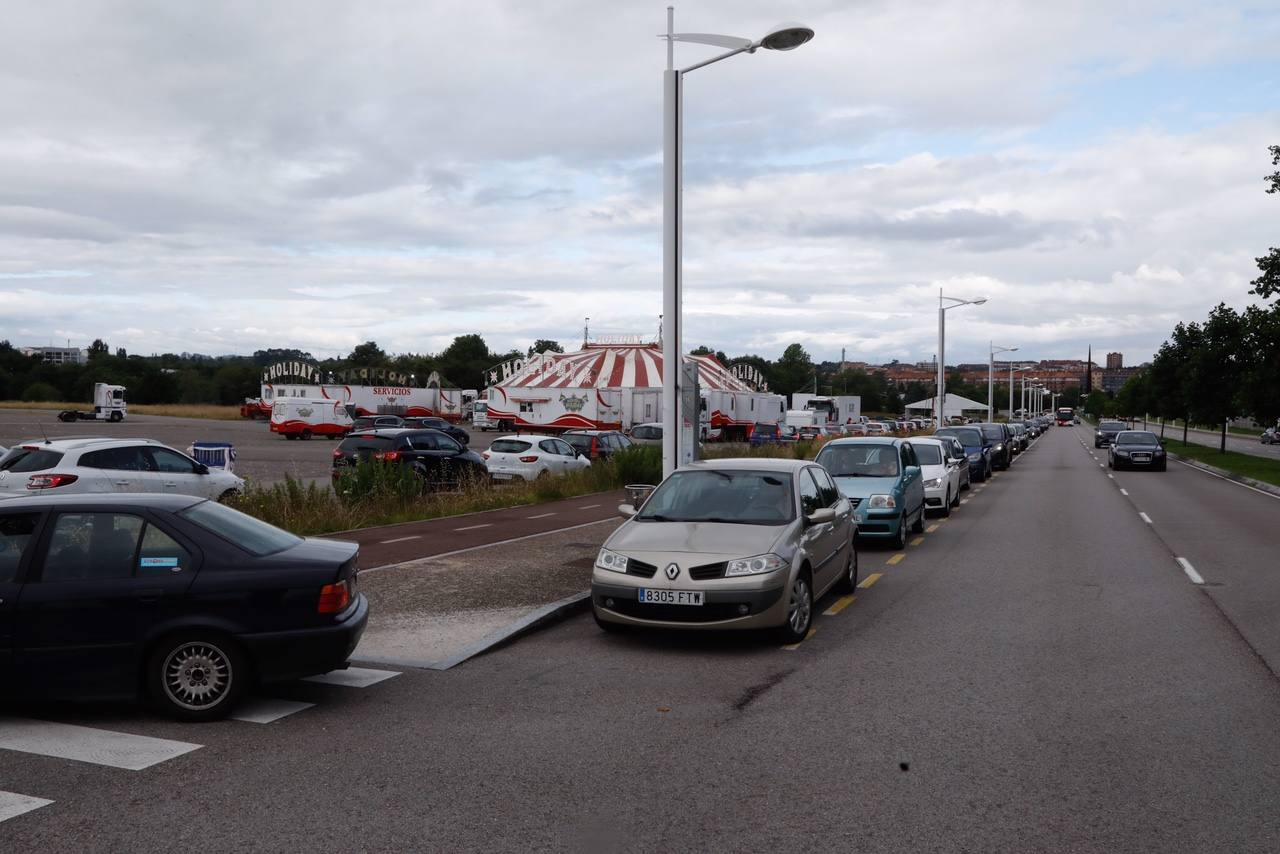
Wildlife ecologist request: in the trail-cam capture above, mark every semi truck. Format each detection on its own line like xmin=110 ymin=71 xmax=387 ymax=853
xmin=790 ymin=394 xmax=862 ymax=425
xmin=57 ymin=383 xmax=128 ymax=422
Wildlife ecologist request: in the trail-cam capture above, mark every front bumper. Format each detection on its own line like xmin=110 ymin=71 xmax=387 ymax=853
xmin=855 ymin=507 xmax=902 ymax=538
xmin=592 ymin=580 xmax=787 ymax=629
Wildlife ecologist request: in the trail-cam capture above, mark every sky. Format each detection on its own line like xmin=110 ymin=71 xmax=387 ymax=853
xmin=1 ymin=0 xmax=1278 ymax=368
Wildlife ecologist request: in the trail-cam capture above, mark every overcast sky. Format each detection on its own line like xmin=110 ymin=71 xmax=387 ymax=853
xmin=2 ymin=0 xmax=1277 ymax=367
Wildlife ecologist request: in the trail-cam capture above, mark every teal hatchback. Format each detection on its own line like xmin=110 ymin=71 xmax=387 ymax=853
xmin=814 ymin=438 xmax=927 ymax=549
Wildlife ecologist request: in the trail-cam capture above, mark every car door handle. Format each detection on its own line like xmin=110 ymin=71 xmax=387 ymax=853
xmin=136 ymin=588 xmax=165 ymax=603
xmin=115 ymin=480 xmax=131 ymax=486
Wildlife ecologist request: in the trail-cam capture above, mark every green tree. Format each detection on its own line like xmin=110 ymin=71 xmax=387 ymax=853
xmin=528 ymin=339 xmax=564 ymax=357
xmin=1239 ymin=303 xmax=1280 ymax=428
xmin=439 ymin=334 xmax=493 ymax=390
xmin=1115 ymin=372 xmax=1151 ymax=420
xmin=1249 ymin=145 xmax=1280 ymax=299
xmin=772 ymin=344 xmax=814 ymax=396
xmin=1186 ymin=304 xmax=1245 ymax=452
xmin=347 ymin=341 xmax=389 ymax=365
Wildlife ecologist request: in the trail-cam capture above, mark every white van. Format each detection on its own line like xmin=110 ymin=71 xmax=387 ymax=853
xmin=270 ymin=399 xmax=353 ymax=440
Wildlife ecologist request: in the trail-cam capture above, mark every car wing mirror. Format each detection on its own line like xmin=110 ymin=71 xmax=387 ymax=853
xmin=805 ymin=507 xmax=836 ymax=526
xmin=194 ymin=463 xmax=210 ymax=475
xmin=617 ymin=503 xmax=637 ymax=519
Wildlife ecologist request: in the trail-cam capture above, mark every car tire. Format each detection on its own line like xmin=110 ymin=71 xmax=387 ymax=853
xmin=835 ymin=543 xmax=859 ymax=594
xmin=778 ymin=571 xmax=813 ymax=644
xmin=145 ymin=632 xmax=247 ymax=722
xmin=301 ymin=429 xmax=313 ymax=441
xmin=109 ymin=410 xmax=123 ymax=423
xmin=911 ymin=509 xmax=925 ymax=534
xmin=1157 ymin=461 xmax=1167 ymax=471
xmin=218 ymin=490 xmax=239 ymax=503
xmin=940 ymin=490 xmax=952 ymax=517
xmin=891 ymin=514 xmax=907 ymax=550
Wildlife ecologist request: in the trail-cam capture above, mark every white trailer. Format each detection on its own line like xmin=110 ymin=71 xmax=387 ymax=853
xmin=269 ymin=399 xmax=353 ymax=440
xmin=791 ymin=394 xmax=861 ymax=425
xmin=57 ymin=383 xmax=128 ymax=423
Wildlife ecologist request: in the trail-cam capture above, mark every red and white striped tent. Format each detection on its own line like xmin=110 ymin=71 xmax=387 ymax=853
xmin=484 ymin=343 xmax=784 ymax=437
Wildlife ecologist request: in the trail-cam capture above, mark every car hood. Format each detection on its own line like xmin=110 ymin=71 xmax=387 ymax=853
xmin=830 ymin=475 xmax=900 ymax=498
xmin=607 ymin=519 xmax=787 ymax=559
xmin=1113 ymin=442 xmax=1162 ymax=451
xmin=918 ymin=463 xmax=947 ymax=480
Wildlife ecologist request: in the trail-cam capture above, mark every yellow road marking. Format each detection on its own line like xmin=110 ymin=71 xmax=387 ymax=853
xmin=858 ymin=572 xmax=883 ymax=589
xmin=782 ymin=626 xmax=818 ymax=650
xmin=910 ymin=536 xmax=925 ymax=546
xmin=824 ymin=595 xmax=856 ymax=616
xmin=926 ymin=524 xmax=940 ymax=533
xmin=886 ymin=553 xmax=906 ymax=565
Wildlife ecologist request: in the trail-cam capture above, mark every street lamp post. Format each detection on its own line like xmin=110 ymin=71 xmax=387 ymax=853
xmin=661 ymin=7 xmax=814 ymax=477
xmin=937 ymin=291 xmax=987 ymax=426
xmin=988 ymin=343 xmax=1018 ymax=421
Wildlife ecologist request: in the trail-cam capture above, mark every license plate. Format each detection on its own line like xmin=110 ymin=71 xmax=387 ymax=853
xmin=1132 ymin=454 xmax=1151 ymax=463
xmin=638 ymin=589 xmax=704 ymax=606
xmin=491 ymin=473 xmax=513 ymax=480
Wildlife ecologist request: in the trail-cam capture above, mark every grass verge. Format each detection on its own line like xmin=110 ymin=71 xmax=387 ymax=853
xmin=0 ymin=401 xmax=243 ymax=420
xmin=1165 ymin=441 xmax=1280 ymax=489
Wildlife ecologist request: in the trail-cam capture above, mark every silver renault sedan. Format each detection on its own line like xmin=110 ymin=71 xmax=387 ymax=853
xmin=590 ymin=458 xmax=857 ymax=642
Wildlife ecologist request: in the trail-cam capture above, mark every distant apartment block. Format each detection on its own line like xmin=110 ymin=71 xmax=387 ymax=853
xmin=21 ymin=346 xmax=87 ymax=366
xmin=1106 ymin=352 xmax=1123 ymax=370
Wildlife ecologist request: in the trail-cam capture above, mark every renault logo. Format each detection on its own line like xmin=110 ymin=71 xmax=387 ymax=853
xmin=665 ymin=563 xmax=680 ymax=580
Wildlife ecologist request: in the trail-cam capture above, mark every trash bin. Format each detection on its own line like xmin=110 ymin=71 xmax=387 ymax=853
xmin=625 ymin=484 xmax=656 ymax=509
xmin=189 ymin=441 xmax=236 ymax=472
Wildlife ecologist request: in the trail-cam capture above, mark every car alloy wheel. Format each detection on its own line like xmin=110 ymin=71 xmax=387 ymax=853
xmin=148 ymin=634 xmax=245 ymax=721
xmin=836 ymin=544 xmax=859 ymax=594
xmin=892 ymin=514 xmax=907 ymax=550
xmin=782 ymin=574 xmax=813 ymax=642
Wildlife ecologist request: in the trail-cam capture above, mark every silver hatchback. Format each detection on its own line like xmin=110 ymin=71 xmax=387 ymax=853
xmin=590 ymin=458 xmax=857 ymax=642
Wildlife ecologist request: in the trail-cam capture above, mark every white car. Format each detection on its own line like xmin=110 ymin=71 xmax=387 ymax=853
xmin=866 ymin=422 xmax=889 ymax=436
xmin=0 ymin=438 xmax=245 ymax=500
xmin=482 ymin=435 xmax=590 ymax=481
xmin=905 ymin=437 xmax=964 ymax=517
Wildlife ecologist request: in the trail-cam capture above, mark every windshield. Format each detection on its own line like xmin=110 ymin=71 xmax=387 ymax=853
xmin=636 ymin=470 xmax=794 ymax=525
xmin=1100 ymin=421 xmax=1127 ymax=431
xmin=815 ymin=443 xmax=900 ymax=478
xmin=936 ymin=427 xmax=982 ymax=446
xmin=474 ymin=403 xmax=487 ymax=413
xmin=1116 ymin=432 xmax=1158 ymax=445
xmin=910 ymin=443 xmax=943 ymax=465
xmin=179 ymin=500 xmax=303 ymax=556
xmin=979 ymin=425 xmax=1004 ymax=441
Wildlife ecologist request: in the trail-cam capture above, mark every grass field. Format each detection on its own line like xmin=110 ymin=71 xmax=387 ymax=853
xmin=1166 ymin=441 xmax=1280 ymax=489
xmin=0 ymin=401 xmax=243 ymax=420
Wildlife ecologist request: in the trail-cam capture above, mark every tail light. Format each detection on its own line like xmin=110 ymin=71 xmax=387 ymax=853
xmin=482 ymin=452 xmax=490 ymax=460
xmin=317 ymin=580 xmax=352 ymax=614
xmin=332 ymin=448 xmax=342 ymax=459
xmin=27 ymin=473 xmax=78 ymax=489
xmin=519 ymin=455 xmax=538 ymax=463
xmin=373 ymin=451 xmax=401 ymax=461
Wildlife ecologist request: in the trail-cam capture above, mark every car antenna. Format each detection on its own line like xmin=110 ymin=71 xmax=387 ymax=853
xmin=39 ymin=422 xmax=51 ymax=445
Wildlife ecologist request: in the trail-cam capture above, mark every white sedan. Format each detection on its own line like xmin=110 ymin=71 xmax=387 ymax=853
xmin=905 ymin=437 xmax=964 ymax=517
xmin=482 ymin=435 xmax=590 ymax=481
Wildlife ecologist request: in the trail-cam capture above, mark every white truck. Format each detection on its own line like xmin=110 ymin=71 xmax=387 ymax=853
xmin=57 ymin=383 xmax=128 ymax=423
xmin=269 ymin=399 xmax=353 ymax=440
xmin=790 ymin=394 xmax=861 ymax=426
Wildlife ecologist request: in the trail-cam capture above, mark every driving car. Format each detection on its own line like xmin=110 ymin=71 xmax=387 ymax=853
xmin=1108 ymin=431 xmax=1167 ymax=471
xmin=331 ymin=428 xmax=487 ymax=489
xmin=0 ymin=438 xmax=245 ymax=501
xmin=402 ymin=416 xmax=470 ymax=446
xmin=1094 ymin=420 xmax=1128 ymax=448
xmin=1261 ymin=427 xmax=1279 ymax=445
xmin=0 ymin=493 xmax=367 ymax=720
xmin=905 ymin=437 xmax=964 ymax=517
xmin=813 ymin=437 xmax=927 ymax=550
xmin=934 ymin=426 xmax=993 ymax=481
xmin=562 ymin=430 xmax=634 ymax=461
xmin=482 ymin=435 xmax=590 ymax=481
xmin=590 ymin=459 xmax=856 ymax=643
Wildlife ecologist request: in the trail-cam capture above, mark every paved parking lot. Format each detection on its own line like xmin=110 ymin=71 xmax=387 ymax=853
xmin=0 ymin=408 xmax=503 ymax=487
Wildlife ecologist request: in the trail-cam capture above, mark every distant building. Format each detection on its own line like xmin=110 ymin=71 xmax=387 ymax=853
xmin=1101 ymin=365 xmax=1145 ymax=394
xmin=1106 ymin=352 xmax=1123 ymax=370
xmin=21 ymin=346 xmax=87 ymax=366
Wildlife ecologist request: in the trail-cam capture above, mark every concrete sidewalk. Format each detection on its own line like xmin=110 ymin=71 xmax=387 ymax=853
xmin=351 ymin=517 xmax=621 ymax=670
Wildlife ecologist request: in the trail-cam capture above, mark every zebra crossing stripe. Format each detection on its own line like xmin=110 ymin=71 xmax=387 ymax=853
xmin=301 ymin=666 xmax=400 ymax=688
xmin=0 ymin=790 xmax=53 ymax=824
xmin=0 ymin=718 xmax=200 ymax=771
xmin=231 ymin=698 xmax=316 ymax=724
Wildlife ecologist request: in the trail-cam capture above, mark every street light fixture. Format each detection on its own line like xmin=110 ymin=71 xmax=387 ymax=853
xmin=936 ymin=291 xmax=987 ymax=426
xmin=988 ymin=343 xmax=1017 ymax=421
xmin=661 ymin=7 xmax=814 ymax=477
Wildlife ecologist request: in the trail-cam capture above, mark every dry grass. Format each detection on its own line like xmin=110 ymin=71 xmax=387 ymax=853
xmin=0 ymin=401 xmax=243 ymax=420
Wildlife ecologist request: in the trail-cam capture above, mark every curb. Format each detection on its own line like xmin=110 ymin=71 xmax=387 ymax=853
xmin=353 ymin=592 xmax=591 ymax=672
xmin=1168 ymin=452 xmax=1280 ymax=499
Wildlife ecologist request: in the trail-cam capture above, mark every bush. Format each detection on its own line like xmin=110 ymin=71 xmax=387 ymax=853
xmin=334 ymin=458 xmax=426 ymax=503
xmin=20 ymin=382 xmax=61 ymax=402
xmin=612 ymin=444 xmax=662 ymax=485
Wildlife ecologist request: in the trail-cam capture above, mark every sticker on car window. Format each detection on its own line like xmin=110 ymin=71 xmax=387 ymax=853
xmin=140 ymin=556 xmax=181 ymax=568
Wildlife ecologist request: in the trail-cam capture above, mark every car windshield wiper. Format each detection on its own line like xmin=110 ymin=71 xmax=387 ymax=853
xmin=832 ymin=472 xmax=877 ymax=477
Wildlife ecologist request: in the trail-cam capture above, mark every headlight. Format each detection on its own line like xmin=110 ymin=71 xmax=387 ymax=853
xmin=923 ymin=477 xmax=942 ymax=488
xmin=595 ymin=548 xmax=629 ymax=573
xmin=867 ymin=494 xmax=897 ymax=509
xmin=967 ymin=452 xmax=982 ymax=462
xmin=994 ymin=443 xmax=1004 ymax=451
xmin=1155 ymin=449 xmax=1165 ymax=456
xmin=1114 ymin=449 xmax=1129 ymax=456
xmin=726 ymin=553 xmax=788 ymax=577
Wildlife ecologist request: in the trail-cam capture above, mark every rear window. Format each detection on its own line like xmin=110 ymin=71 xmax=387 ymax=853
xmin=1101 ymin=421 xmax=1127 ymax=430
xmin=937 ymin=428 xmax=982 ymax=446
xmin=179 ymin=500 xmax=302 ymax=556
xmin=563 ymin=435 xmax=593 ymax=452
xmin=490 ymin=440 xmax=532 ymax=453
xmin=0 ymin=448 xmax=65 ymax=473
xmin=910 ymin=443 xmax=943 ymax=465
xmin=338 ymin=436 xmax=394 ymax=453
xmin=979 ymin=425 xmax=1004 ymax=440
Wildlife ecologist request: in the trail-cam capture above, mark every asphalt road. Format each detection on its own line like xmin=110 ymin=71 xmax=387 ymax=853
xmin=4 ymin=426 xmax=1280 ymax=852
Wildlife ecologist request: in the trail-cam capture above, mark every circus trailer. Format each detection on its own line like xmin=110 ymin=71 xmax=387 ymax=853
xmin=269 ymin=399 xmax=353 ymax=440
xmin=482 ymin=342 xmax=784 ymax=439
xmin=250 ymin=360 xmax=466 ymax=421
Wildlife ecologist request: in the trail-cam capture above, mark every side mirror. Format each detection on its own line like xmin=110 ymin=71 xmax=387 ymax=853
xmin=617 ymin=503 xmax=637 ymax=519
xmin=905 ymin=465 xmax=921 ymax=479
xmin=195 ymin=463 xmax=210 ymax=475
xmin=805 ymin=507 xmax=836 ymax=526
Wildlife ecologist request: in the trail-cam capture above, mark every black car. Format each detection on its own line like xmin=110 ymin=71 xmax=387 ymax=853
xmin=1108 ymin=431 xmax=1167 ymax=471
xmin=402 ymin=416 xmax=470 ymax=445
xmin=332 ymin=429 xmax=486 ymax=488
xmin=0 ymin=493 xmax=366 ymax=721
xmin=352 ymin=415 xmax=405 ymax=431
xmin=1094 ymin=420 xmax=1128 ymax=448
xmin=561 ymin=430 xmax=633 ymax=461
xmin=973 ymin=423 xmax=1013 ymax=470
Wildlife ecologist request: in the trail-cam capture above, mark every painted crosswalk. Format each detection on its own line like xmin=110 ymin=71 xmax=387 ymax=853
xmin=0 ymin=790 xmax=54 ymax=823
xmin=231 ymin=698 xmax=316 ymax=724
xmin=302 ymin=666 xmax=400 ymax=688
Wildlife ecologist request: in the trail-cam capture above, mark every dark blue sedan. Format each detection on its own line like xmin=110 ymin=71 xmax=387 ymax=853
xmin=933 ymin=426 xmax=993 ymax=482
xmin=0 ymin=493 xmax=367 ymax=721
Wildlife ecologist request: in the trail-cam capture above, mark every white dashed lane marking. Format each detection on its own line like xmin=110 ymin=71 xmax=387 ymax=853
xmin=454 ymin=523 xmax=492 ymax=532
xmin=578 ymin=504 xmax=601 ymax=509
xmin=0 ymin=718 xmax=200 ymax=771
xmin=1140 ymin=512 xmax=1153 ymax=524
xmin=301 ymin=666 xmax=400 ymax=688
xmin=1120 ymin=488 xmax=1129 ymax=496
xmin=379 ymin=535 xmax=420 ymax=545
xmin=1177 ymin=557 xmax=1205 ymax=585
xmin=0 ymin=791 xmax=53 ymax=824
xmin=231 ymin=698 xmax=316 ymax=724
xmin=527 ymin=512 xmax=556 ymax=519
